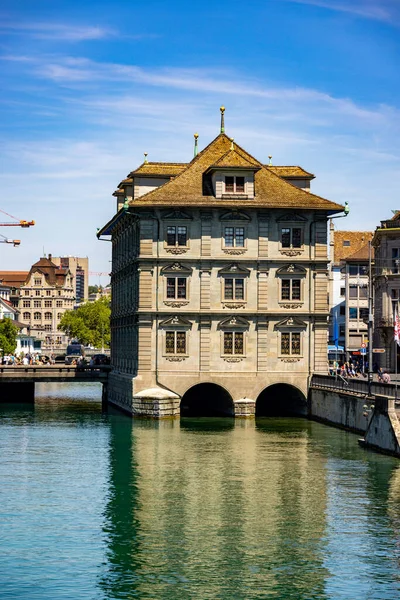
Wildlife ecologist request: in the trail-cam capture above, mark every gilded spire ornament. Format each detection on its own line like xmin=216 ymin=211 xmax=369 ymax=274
xmin=220 ymin=106 xmax=225 ymax=134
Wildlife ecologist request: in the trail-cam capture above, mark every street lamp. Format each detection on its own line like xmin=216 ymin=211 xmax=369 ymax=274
xmin=368 ymin=241 xmax=373 ymax=396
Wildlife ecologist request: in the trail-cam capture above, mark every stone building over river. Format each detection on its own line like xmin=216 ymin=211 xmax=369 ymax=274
xmin=98 ymin=110 xmax=344 ymax=417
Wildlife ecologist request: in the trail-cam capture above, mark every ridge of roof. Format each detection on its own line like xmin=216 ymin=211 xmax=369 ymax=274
xmin=126 ymin=132 xmax=343 ymax=212
xmin=210 ymin=145 xmax=261 ymax=169
xmin=129 ymin=162 xmax=188 ymax=177
xmin=266 ymin=165 xmax=315 ymax=178
xmin=31 ymin=257 xmax=58 ymax=269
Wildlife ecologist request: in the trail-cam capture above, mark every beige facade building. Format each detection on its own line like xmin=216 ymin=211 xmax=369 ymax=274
xmin=328 ymin=228 xmax=373 ymax=359
xmin=52 ymin=256 xmax=89 ymax=304
xmin=16 ymin=255 xmax=75 ymax=351
xmin=99 ymin=113 xmax=344 ymax=417
xmin=372 ymin=212 xmax=400 ymax=371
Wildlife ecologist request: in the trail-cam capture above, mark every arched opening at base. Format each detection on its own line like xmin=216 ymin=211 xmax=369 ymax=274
xmin=256 ymin=384 xmax=307 ymax=417
xmin=180 ymin=383 xmax=234 ymax=417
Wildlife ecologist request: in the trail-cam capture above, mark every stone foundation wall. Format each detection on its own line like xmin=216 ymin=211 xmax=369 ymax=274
xmin=107 ymin=372 xmax=135 ymax=414
xmin=309 ymin=388 xmax=371 ymax=433
xmin=106 ymin=369 xmax=309 ymax=418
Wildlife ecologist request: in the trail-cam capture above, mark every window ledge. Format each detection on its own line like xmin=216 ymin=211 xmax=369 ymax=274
xmin=165 ymin=247 xmax=189 ymax=255
xmin=222 ymin=302 xmax=247 ymax=309
xmin=279 ymin=357 xmax=302 ymax=362
xmin=165 ymin=356 xmax=188 ymax=362
xmin=279 ymin=249 xmax=303 ymax=256
xmin=221 ymin=194 xmax=249 ymax=199
xmin=164 ymin=300 xmax=189 ymax=307
xmin=222 ymin=356 xmax=244 ymax=362
xmin=278 ymin=302 xmax=303 ymax=309
xmin=222 ymin=248 xmax=247 ymax=255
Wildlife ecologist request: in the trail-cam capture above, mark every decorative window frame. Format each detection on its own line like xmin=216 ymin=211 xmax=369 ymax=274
xmin=275 ymin=316 xmax=307 ymax=362
xmin=277 ymin=213 xmax=306 ymax=256
xmin=276 ymin=264 xmax=306 ymax=309
xmin=162 ymin=210 xmax=192 ymax=255
xmin=218 ymin=263 xmax=250 ymax=308
xmin=223 ymin=174 xmax=248 ymax=196
xmin=218 ymin=315 xmax=250 ymax=362
xmin=220 ymin=210 xmax=250 ymax=255
xmin=161 ymin=263 xmax=192 ymax=307
xmin=160 ymin=315 xmax=192 ymax=361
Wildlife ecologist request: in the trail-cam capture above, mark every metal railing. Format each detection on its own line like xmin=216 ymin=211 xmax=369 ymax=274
xmin=311 ymin=373 xmax=398 ymax=399
xmin=0 ymin=365 xmax=111 ymax=376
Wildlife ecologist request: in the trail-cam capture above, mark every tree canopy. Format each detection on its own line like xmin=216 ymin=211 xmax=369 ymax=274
xmin=58 ymin=297 xmax=111 ymax=348
xmin=0 ymin=318 xmax=19 ymax=354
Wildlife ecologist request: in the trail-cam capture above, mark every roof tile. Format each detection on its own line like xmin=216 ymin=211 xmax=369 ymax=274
xmin=128 ymin=133 xmax=343 ymax=212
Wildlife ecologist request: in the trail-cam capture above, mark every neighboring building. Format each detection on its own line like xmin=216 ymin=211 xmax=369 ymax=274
xmin=0 ymin=271 xmax=29 ymax=308
xmin=0 ymin=294 xmax=41 ymax=355
xmin=328 ymin=227 xmax=373 ymax=359
xmin=343 ymin=245 xmax=371 ymax=360
xmin=52 ymin=256 xmax=89 ymax=304
xmin=98 ymin=112 xmax=344 ymax=417
xmin=15 ymin=255 xmax=75 ymax=351
xmin=372 ymin=212 xmax=400 ymax=371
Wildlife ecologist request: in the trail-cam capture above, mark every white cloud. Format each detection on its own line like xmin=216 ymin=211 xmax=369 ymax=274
xmin=9 ymin=54 xmax=394 ymax=126
xmin=280 ymin=0 xmax=399 ymax=23
xmin=0 ymin=22 xmax=115 ymax=41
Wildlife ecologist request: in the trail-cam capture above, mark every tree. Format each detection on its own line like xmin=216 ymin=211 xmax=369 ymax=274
xmin=0 ymin=318 xmax=19 ymax=354
xmin=88 ymin=285 xmax=99 ymax=295
xmin=58 ymin=297 xmax=111 ymax=348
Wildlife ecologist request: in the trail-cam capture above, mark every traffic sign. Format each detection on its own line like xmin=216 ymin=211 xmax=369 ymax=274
xmin=360 ymin=348 xmax=366 ymax=355
xmin=361 ymin=342 xmax=367 ymax=348
xmin=373 ymin=348 xmax=386 ymax=353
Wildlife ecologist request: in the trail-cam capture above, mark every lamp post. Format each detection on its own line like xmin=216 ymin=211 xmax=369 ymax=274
xmin=368 ymin=241 xmax=373 ymax=396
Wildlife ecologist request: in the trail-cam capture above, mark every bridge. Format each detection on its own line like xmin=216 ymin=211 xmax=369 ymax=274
xmin=0 ymin=365 xmax=110 ymax=403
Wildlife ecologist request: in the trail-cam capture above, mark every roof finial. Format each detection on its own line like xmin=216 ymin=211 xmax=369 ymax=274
xmin=268 ymin=155 xmax=272 ymax=166
xmin=230 ymin=138 xmax=234 ymax=151
xmin=144 ymin=152 xmax=148 ymax=164
xmin=220 ymin=106 xmax=225 ymax=134
xmin=194 ymin=133 xmax=199 ymax=157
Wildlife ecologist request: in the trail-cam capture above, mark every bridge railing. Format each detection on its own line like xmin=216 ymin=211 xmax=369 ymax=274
xmin=311 ymin=373 xmax=398 ymax=399
xmin=0 ymin=365 xmax=111 ymax=376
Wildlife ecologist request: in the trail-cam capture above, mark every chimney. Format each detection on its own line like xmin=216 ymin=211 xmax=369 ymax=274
xmin=48 ymin=253 xmax=52 ymax=262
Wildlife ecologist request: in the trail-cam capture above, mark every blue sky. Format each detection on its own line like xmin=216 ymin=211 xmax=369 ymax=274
xmin=1 ymin=0 xmax=400 ymax=280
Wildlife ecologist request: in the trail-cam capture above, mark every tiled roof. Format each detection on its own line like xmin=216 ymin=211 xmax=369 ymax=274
xmin=29 ymin=258 xmax=70 ymax=287
xmin=128 ymin=133 xmax=343 ymax=212
xmin=129 ymin=162 xmax=188 ymax=177
xmin=266 ymin=166 xmax=315 ymax=179
xmin=333 ymin=231 xmax=373 ymax=265
xmin=210 ymin=146 xmax=261 ymax=169
xmin=0 ymin=271 xmax=29 ymax=287
xmin=344 ymin=242 xmax=374 ymax=262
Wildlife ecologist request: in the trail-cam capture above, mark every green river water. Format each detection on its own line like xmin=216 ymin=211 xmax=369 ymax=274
xmin=1 ymin=382 xmax=400 ymax=599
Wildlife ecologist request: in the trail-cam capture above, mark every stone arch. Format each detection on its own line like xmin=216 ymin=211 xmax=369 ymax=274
xmin=180 ymin=383 xmax=234 ymax=417
xmin=256 ymin=383 xmax=307 ymax=417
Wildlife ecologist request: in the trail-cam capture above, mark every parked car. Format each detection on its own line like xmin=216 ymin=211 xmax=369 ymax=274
xmin=89 ymin=354 xmax=110 ymax=366
xmin=65 ymin=343 xmax=85 ymax=365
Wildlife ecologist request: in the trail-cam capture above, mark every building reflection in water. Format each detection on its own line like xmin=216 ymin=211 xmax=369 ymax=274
xmin=100 ymin=416 xmax=331 ymax=599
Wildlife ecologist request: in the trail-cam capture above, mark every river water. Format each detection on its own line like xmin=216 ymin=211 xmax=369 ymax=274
xmin=1 ymin=383 xmax=400 ymax=599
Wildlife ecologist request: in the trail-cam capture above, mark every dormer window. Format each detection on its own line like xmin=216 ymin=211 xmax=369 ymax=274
xmin=225 ymin=176 xmax=245 ymax=194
